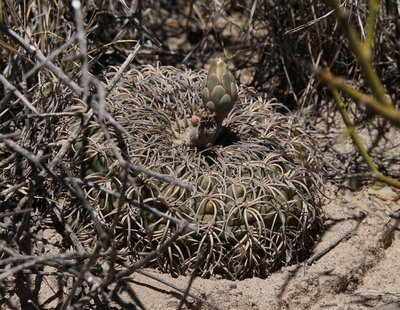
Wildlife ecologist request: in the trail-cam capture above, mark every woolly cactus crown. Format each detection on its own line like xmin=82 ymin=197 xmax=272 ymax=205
xmin=64 ymin=59 xmax=324 ymax=280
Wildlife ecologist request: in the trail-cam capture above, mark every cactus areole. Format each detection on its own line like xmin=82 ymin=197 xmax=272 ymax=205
xmin=66 ymin=59 xmax=324 ymax=280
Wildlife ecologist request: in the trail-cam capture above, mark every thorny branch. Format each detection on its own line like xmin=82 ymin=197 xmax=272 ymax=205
xmin=0 ymin=2 xmax=200 ymax=309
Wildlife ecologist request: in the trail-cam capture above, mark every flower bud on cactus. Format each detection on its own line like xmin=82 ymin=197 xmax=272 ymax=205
xmin=201 ymin=58 xmax=238 ymax=125
xmin=189 ymin=58 xmax=238 ymax=148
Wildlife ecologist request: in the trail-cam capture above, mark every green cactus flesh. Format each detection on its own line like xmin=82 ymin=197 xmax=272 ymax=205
xmin=64 ymin=61 xmax=324 ymax=280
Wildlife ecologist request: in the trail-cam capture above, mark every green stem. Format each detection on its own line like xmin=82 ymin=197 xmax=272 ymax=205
xmin=326 ymin=0 xmax=391 ymax=106
xmin=321 ymin=69 xmax=400 ymax=127
xmin=331 ymin=87 xmax=400 ymax=189
xmin=365 ymin=0 xmax=379 ymax=52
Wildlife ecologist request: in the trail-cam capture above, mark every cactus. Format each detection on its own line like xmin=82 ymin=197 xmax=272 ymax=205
xmin=64 ymin=59 xmax=324 ymax=280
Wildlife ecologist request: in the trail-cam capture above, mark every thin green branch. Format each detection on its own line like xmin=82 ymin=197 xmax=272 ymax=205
xmin=364 ymin=0 xmax=379 ymax=52
xmin=324 ymin=1 xmax=400 ymax=189
xmin=331 ymin=88 xmax=377 ymax=173
xmin=330 ymin=87 xmax=400 ymax=189
xmin=326 ymin=0 xmax=391 ymax=106
xmin=321 ymin=69 xmax=400 ymax=127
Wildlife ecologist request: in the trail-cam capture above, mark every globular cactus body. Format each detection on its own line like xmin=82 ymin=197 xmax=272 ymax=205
xmin=64 ymin=59 xmax=324 ymax=280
